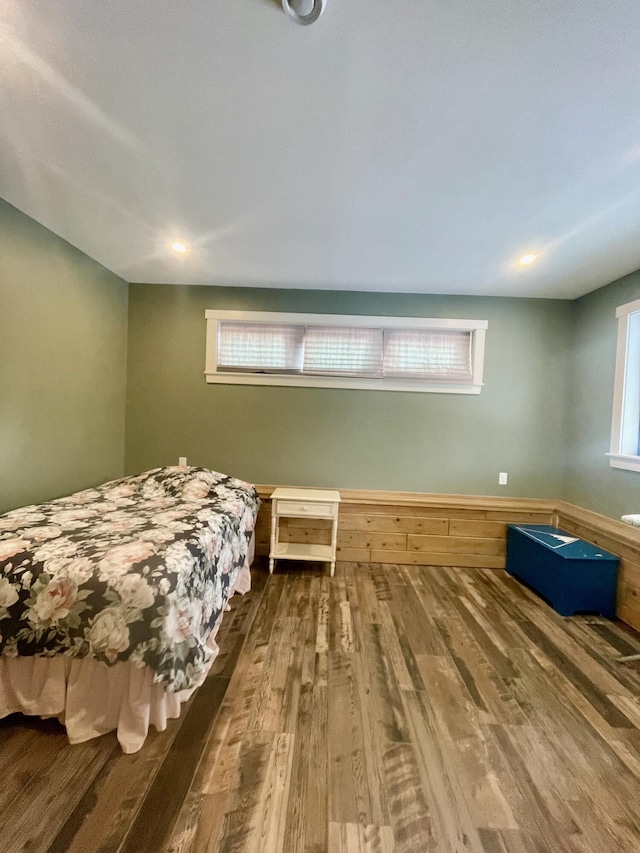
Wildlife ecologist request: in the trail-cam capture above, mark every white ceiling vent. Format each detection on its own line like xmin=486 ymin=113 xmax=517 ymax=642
xmin=282 ymin=0 xmax=327 ymax=26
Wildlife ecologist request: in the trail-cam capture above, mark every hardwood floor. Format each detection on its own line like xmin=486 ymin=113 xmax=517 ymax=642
xmin=2 ymin=560 xmax=640 ymax=852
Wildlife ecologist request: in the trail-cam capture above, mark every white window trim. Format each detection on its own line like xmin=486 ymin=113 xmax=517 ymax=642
xmin=205 ymin=310 xmax=488 ymax=394
xmin=608 ymin=297 xmax=640 ymax=471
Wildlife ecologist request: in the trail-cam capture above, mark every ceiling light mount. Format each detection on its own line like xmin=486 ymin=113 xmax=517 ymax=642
xmin=282 ymin=0 xmax=326 ymax=26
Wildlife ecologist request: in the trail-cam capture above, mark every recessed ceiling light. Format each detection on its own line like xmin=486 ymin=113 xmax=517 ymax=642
xmin=171 ymin=241 xmax=188 ymax=254
xmin=517 ymin=253 xmax=537 ymax=266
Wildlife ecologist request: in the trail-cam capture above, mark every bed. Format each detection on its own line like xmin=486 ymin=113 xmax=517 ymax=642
xmin=0 ymin=466 xmax=260 ymax=753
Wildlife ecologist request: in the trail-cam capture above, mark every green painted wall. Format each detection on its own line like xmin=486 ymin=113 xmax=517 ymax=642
xmin=0 ymin=198 xmax=128 ymax=513
xmin=125 ymin=284 xmax=572 ymax=498
xmin=565 ymin=270 xmax=640 ymax=518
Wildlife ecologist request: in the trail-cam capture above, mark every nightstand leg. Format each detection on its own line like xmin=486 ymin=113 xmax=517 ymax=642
xmin=330 ymin=516 xmax=338 ymax=578
xmin=269 ymin=510 xmax=277 ymax=575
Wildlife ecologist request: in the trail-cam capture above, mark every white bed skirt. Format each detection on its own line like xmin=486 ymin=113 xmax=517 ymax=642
xmin=0 ymin=562 xmax=252 ymax=753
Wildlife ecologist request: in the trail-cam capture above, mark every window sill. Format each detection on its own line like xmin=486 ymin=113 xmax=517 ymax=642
xmin=607 ymin=453 xmax=640 ymax=472
xmin=204 ymin=371 xmax=483 ymax=394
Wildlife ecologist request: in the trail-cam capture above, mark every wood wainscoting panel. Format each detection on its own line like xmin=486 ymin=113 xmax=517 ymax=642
xmin=406 ymin=534 xmax=506 ymax=556
xmin=448 ymin=519 xmax=508 ymax=538
xmin=336 ymin=515 xmax=449 ymax=535
xmin=369 ymin=550 xmax=505 ymax=569
xmin=337 ymin=531 xmax=408 ymax=551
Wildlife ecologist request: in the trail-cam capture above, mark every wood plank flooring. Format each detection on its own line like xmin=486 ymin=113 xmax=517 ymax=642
xmin=2 ymin=560 xmax=640 ymax=852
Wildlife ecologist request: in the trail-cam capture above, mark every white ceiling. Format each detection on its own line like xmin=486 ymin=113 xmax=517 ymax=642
xmin=2 ymin=1 xmax=640 ymax=298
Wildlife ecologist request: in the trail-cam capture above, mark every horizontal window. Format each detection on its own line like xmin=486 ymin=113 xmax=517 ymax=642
xmin=205 ymin=310 xmax=488 ymax=394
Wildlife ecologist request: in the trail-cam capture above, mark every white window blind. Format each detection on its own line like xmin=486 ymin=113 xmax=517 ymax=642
xmin=218 ymin=323 xmax=304 ymax=373
xmin=206 ymin=310 xmax=487 ymax=395
xmin=383 ymin=329 xmax=472 ymax=380
xmin=303 ymin=326 xmax=383 ymax=376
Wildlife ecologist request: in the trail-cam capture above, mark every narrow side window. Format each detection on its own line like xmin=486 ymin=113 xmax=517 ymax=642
xmin=609 ymin=299 xmax=640 ymax=471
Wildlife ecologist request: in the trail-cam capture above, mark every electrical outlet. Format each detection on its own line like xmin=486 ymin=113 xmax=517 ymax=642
xmin=179 ymin=457 xmax=187 ymax=466
xmin=499 ymin=472 xmax=508 ymax=485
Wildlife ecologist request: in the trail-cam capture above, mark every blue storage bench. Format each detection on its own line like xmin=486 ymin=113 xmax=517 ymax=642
xmin=506 ymin=524 xmax=619 ymax=618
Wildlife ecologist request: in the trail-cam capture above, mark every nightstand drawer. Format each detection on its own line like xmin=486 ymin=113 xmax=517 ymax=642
xmin=275 ymin=499 xmax=336 ymax=518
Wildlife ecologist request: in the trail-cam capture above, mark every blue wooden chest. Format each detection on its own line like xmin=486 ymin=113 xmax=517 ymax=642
xmin=506 ymin=524 xmax=619 ymax=618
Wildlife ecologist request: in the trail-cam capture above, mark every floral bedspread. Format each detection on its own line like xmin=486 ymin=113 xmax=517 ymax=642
xmin=0 ymin=467 xmax=260 ymax=692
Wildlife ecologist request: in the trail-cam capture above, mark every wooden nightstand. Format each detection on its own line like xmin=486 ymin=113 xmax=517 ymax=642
xmin=269 ymin=487 xmax=341 ymax=576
